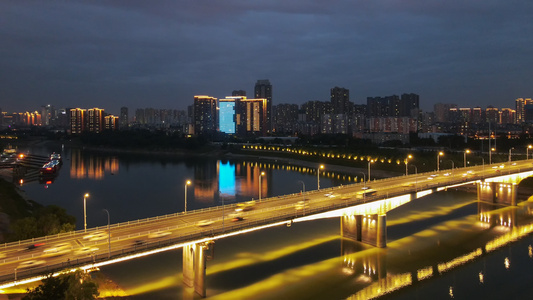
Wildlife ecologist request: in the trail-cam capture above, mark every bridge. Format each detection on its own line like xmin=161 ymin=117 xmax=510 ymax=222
xmin=0 ymin=158 xmax=532 ymax=297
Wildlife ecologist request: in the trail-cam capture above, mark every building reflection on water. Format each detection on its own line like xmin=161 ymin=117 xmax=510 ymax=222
xmin=70 ymin=149 xmax=119 ymax=179
xmin=192 ymin=160 xmax=354 ymax=205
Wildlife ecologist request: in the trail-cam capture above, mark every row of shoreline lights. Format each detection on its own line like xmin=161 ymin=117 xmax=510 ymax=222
xmin=84 ymin=144 xmax=533 ymax=231
xmin=244 ymin=144 xmax=533 ymax=171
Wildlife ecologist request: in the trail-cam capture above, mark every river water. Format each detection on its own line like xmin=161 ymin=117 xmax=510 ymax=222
xmin=13 ymin=144 xmax=533 ymax=299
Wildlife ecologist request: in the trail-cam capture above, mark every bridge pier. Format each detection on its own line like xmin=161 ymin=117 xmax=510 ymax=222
xmin=341 ymin=214 xmax=387 ymax=248
xmin=477 ymin=181 xmax=517 ymax=206
xmin=183 ymin=241 xmax=214 ymax=298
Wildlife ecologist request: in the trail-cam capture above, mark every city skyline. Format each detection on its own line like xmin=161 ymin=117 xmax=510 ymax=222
xmin=2 ymin=1 xmax=533 ymax=114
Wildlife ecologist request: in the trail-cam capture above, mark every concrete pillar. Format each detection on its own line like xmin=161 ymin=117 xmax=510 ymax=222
xmin=183 ymin=242 xmax=211 ymax=298
xmin=376 ymin=214 xmax=387 ymax=248
xmin=341 ymin=214 xmax=386 ymax=248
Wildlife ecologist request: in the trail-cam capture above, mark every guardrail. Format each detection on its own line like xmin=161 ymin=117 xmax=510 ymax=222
xmin=2 ymin=162 xmax=529 ymax=250
xmin=1 ymin=163 xmax=531 ymax=284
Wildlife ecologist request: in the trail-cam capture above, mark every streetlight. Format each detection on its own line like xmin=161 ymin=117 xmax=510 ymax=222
xmin=184 ymin=180 xmax=191 ymax=213
xmin=405 ymin=154 xmax=412 ymax=176
xmin=437 ymin=151 xmax=444 ymax=172
xmin=317 ymin=164 xmax=324 ymax=190
xmin=103 ymin=209 xmax=110 ymax=258
xmin=368 ymin=160 xmax=373 ymax=182
xmin=528 ymin=145 xmax=532 ymax=160
xmin=490 ymin=147 xmax=495 ymax=165
xmin=298 ymin=180 xmax=306 ymax=214
xmin=509 ymin=147 xmax=514 ymax=163
xmin=358 ymin=172 xmax=366 ymax=201
xmin=259 ymin=171 xmax=265 ymax=202
xmin=83 ymin=193 xmax=89 ymax=232
xmin=219 ymin=191 xmax=225 ymax=232
xmin=464 ymin=149 xmax=471 ymax=168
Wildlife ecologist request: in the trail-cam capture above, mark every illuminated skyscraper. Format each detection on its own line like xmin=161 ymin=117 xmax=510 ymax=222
xmin=70 ymin=108 xmax=86 ymax=134
xmin=254 ymin=80 xmax=272 ymax=133
xmin=104 ymin=115 xmax=119 ymax=130
xmin=219 ymin=97 xmax=239 ymax=134
xmin=193 ymin=95 xmax=218 ymax=136
xmin=219 ymin=96 xmax=267 ymax=136
xmin=87 ymin=108 xmax=104 ymax=133
xmin=516 ymin=98 xmax=533 ymax=123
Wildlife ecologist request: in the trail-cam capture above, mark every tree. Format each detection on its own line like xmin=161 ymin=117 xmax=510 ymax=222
xmin=23 ymin=270 xmax=99 ymax=300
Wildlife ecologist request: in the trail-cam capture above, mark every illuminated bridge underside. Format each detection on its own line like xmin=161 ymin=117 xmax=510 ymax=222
xmin=484 ymin=170 xmax=533 ymax=184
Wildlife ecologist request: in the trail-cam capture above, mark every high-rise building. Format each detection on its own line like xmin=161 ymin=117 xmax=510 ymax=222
xmin=219 ymin=97 xmax=239 ymax=134
xmin=41 ymin=104 xmax=55 ymax=126
xmin=400 ymin=93 xmax=420 ymax=117
xmin=87 ymin=108 xmax=104 ymax=133
xmin=330 ymin=87 xmax=351 ymax=115
xmin=104 ymin=115 xmax=119 ymax=130
xmin=235 ymin=97 xmax=268 ymax=136
xmin=485 ymin=106 xmax=499 ymax=124
xmin=366 ymin=95 xmax=401 ymax=117
xmin=500 ymin=108 xmax=516 ymax=125
xmin=70 ymin=108 xmax=86 ymax=134
xmin=232 ymin=90 xmax=246 ymax=97
xmin=434 ymin=103 xmax=457 ymax=123
xmin=272 ymin=103 xmax=299 ymax=134
xmin=193 ymin=95 xmax=218 ymax=136
xmin=516 ymin=98 xmax=533 ymax=123
xmin=120 ymin=107 xmax=129 ymax=130
xmin=254 ymin=80 xmax=272 ymax=133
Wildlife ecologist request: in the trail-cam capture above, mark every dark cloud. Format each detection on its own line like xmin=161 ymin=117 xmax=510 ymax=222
xmin=1 ymin=1 xmax=532 ymax=114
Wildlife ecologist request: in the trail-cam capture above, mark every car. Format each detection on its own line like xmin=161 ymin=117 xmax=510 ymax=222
xmin=133 ymin=240 xmax=146 ymax=246
xmin=295 ymin=201 xmax=308 ymax=210
xmin=227 ymin=212 xmax=242 ymax=219
xmin=74 ymin=246 xmax=99 ymax=256
xmin=231 ymin=216 xmax=244 ymax=222
xmin=148 ymin=231 xmax=171 ymax=239
xmin=197 ymin=220 xmax=214 ymax=227
xmin=83 ymin=231 xmax=109 ymax=241
xmin=26 ymin=243 xmax=46 ymax=251
xmin=42 ymin=243 xmax=71 ymax=257
xmin=17 ymin=260 xmax=46 ymax=269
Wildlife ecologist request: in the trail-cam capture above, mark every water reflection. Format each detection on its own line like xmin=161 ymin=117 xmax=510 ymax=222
xmin=70 ymin=149 xmax=119 ymax=179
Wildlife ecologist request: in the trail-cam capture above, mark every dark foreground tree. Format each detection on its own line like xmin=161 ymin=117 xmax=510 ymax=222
xmin=23 ymin=270 xmax=98 ymax=300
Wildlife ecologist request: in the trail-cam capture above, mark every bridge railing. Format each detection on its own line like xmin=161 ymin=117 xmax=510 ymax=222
xmin=3 ymin=165 xmax=533 ymax=284
xmin=2 ymin=163 xmax=531 ymax=259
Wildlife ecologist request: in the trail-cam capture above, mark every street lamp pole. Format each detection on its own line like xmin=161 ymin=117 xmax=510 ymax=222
xmin=259 ymin=171 xmax=265 ymax=202
xmin=103 ymin=209 xmax=110 ymax=258
xmin=184 ymin=180 xmax=191 ymax=213
xmin=358 ymin=172 xmax=366 ymax=201
xmin=490 ymin=147 xmax=495 ymax=165
xmin=83 ymin=193 xmax=89 ymax=232
xmin=368 ymin=160 xmax=373 ymax=182
xmin=528 ymin=145 xmax=532 ymax=160
xmin=317 ymin=165 xmax=324 ymax=190
xmin=437 ymin=152 xmax=444 ymax=172
xmin=405 ymin=155 xmax=412 ymax=176
xmin=464 ymin=149 xmax=470 ymax=168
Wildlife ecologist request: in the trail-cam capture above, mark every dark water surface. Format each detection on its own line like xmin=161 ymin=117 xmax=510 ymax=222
xmin=15 ymin=145 xmax=533 ymax=299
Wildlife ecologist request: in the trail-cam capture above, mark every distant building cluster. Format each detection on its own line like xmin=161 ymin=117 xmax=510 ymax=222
xmin=0 ymin=81 xmax=531 ymax=143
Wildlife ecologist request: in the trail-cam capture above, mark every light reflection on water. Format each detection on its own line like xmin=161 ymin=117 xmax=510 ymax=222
xmin=17 ymin=146 xmax=349 ymax=228
xmin=96 ymin=191 xmax=533 ymax=300
xmin=14 ymin=146 xmax=533 ymax=299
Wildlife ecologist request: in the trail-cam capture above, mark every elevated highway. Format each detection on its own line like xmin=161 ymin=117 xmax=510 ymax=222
xmin=1 ymin=158 xmax=532 ymax=292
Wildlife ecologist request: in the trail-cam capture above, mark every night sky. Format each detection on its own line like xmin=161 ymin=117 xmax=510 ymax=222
xmin=2 ymin=1 xmax=533 ymax=115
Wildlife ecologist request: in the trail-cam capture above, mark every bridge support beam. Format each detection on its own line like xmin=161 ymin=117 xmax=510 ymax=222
xmin=477 ymin=181 xmax=517 ymax=206
xmin=183 ymin=241 xmax=213 ymax=298
xmin=341 ymin=214 xmax=387 ymax=248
